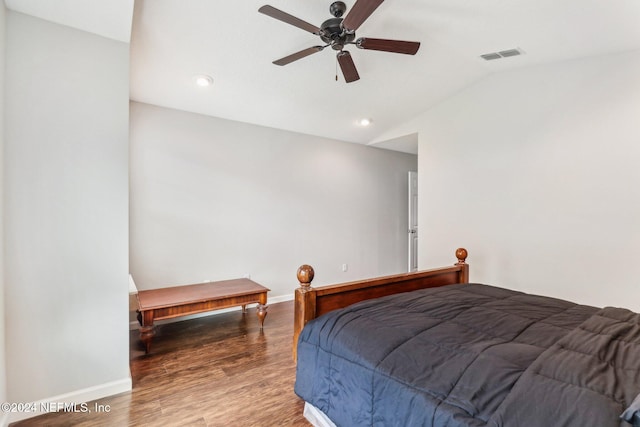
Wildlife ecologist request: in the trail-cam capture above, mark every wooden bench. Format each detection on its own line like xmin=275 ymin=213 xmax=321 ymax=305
xmin=136 ymin=278 xmax=270 ymax=353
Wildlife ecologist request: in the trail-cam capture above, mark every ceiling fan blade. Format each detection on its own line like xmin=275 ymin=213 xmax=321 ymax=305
xmin=342 ymin=0 xmax=384 ymax=31
xmin=337 ymin=51 xmax=360 ymax=83
xmin=356 ymin=38 xmax=420 ymax=55
xmin=273 ymin=46 xmax=324 ymax=66
xmin=258 ymin=5 xmax=322 ymax=35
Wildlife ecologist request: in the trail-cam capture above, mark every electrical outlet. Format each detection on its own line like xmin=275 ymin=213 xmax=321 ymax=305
xmin=342 ymin=263 xmax=348 ymax=272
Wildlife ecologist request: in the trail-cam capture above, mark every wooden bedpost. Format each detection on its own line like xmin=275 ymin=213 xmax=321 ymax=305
xmin=455 ymin=247 xmax=469 ymax=283
xmin=293 ymin=264 xmax=316 ymax=362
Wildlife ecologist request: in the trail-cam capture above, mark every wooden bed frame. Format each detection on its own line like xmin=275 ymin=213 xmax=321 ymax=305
xmin=293 ymin=248 xmax=469 ymax=361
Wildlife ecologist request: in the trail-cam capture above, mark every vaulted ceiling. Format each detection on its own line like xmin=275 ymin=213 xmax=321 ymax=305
xmin=6 ymin=0 xmax=640 ymax=153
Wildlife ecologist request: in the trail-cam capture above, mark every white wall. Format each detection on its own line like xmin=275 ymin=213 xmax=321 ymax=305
xmin=414 ymin=50 xmax=640 ymax=311
xmin=4 ymin=11 xmax=130 ymax=413
xmin=130 ymin=102 xmax=417 ymax=296
xmin=0 ymin=0 xmax=7 ymax=414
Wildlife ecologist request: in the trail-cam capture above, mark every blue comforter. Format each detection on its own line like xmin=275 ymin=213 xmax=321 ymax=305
xmin=294 ymin=283 xmax=640 ymax=426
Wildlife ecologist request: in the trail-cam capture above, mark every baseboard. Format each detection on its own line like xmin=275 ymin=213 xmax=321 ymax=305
xmin=4 ymin=376 xmax=132 ymax=425
xmin=129 ymin=293 xmax=294 ymax=330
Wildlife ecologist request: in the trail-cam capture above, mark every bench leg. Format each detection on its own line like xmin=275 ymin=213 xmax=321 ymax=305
xmin=140 ymin=326 xmax=154 ymax=354
xmin=139 ymin=310 xmax=155 ymax=354
xmin=256 ymin=304 xmax=268 ymax=330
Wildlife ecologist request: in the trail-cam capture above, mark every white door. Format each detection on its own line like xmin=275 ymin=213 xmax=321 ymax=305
xmin=408 ymin=171 xmax=418 ymax=272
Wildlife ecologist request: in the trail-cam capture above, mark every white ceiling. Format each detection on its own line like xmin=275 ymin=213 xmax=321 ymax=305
xmin=6 ymin=0 xmax=640 ymax=154
xmin=5 ymin=0 xmax=134 ymax=42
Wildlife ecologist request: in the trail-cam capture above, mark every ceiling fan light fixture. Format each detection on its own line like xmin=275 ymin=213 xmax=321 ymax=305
xmin=193 ymin=74 xmax=214 ymax=87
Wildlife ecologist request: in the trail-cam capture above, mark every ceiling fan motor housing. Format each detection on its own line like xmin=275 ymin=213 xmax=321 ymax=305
xmin=320 ymin=17 xmax=355 ymax=50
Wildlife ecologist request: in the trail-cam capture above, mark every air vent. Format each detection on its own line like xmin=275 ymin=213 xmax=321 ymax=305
xmin=480 ymin=53 xmax=502 ymax=61
xmin=480 ymin=48 xmax=524 ymax=61
xmin=498 ymin=49 xmax=521 ymax=57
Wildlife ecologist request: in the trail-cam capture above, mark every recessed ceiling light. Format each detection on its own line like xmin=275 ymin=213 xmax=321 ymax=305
xmin=359 ymin=118 xmax=372 ymax=127
xmin=193 ymin=74 xmax=213 ymax=87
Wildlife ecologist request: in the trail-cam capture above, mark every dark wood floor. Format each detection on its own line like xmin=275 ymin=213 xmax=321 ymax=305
xmin=12 ymin=301 xmax=310 ymax=426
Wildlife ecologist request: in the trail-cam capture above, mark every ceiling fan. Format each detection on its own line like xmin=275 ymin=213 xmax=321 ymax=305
xmin=258 ymin=0 xmax=420 ymax=83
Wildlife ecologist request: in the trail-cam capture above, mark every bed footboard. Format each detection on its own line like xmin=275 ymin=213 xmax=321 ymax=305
xmin=293 ymin=248 xmax=469 ymax=361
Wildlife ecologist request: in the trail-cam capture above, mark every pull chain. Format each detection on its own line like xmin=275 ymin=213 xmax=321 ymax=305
xmin=335 ymin=55 xmax=338 ymax=81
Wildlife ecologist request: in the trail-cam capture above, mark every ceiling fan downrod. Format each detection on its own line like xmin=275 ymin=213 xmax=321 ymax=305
xmin=320 ymin=2 xmax=355 ymax=51
xmin=329 ymin=1 xmax=347 ymax=18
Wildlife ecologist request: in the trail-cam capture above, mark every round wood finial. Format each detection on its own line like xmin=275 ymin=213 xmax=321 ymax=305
xmin=455 ymin=248 xmax=468 ymax=264
xmin=297 ymin=264 xmax=315 ymax=287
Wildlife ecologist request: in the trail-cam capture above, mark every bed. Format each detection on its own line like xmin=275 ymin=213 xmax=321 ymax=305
xmin=292 ymin=249 xmax=640 ymax=427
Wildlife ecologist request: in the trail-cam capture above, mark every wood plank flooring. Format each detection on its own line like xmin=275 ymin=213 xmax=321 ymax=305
xmin=11 ymin=301 xmax=311 ymax=426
